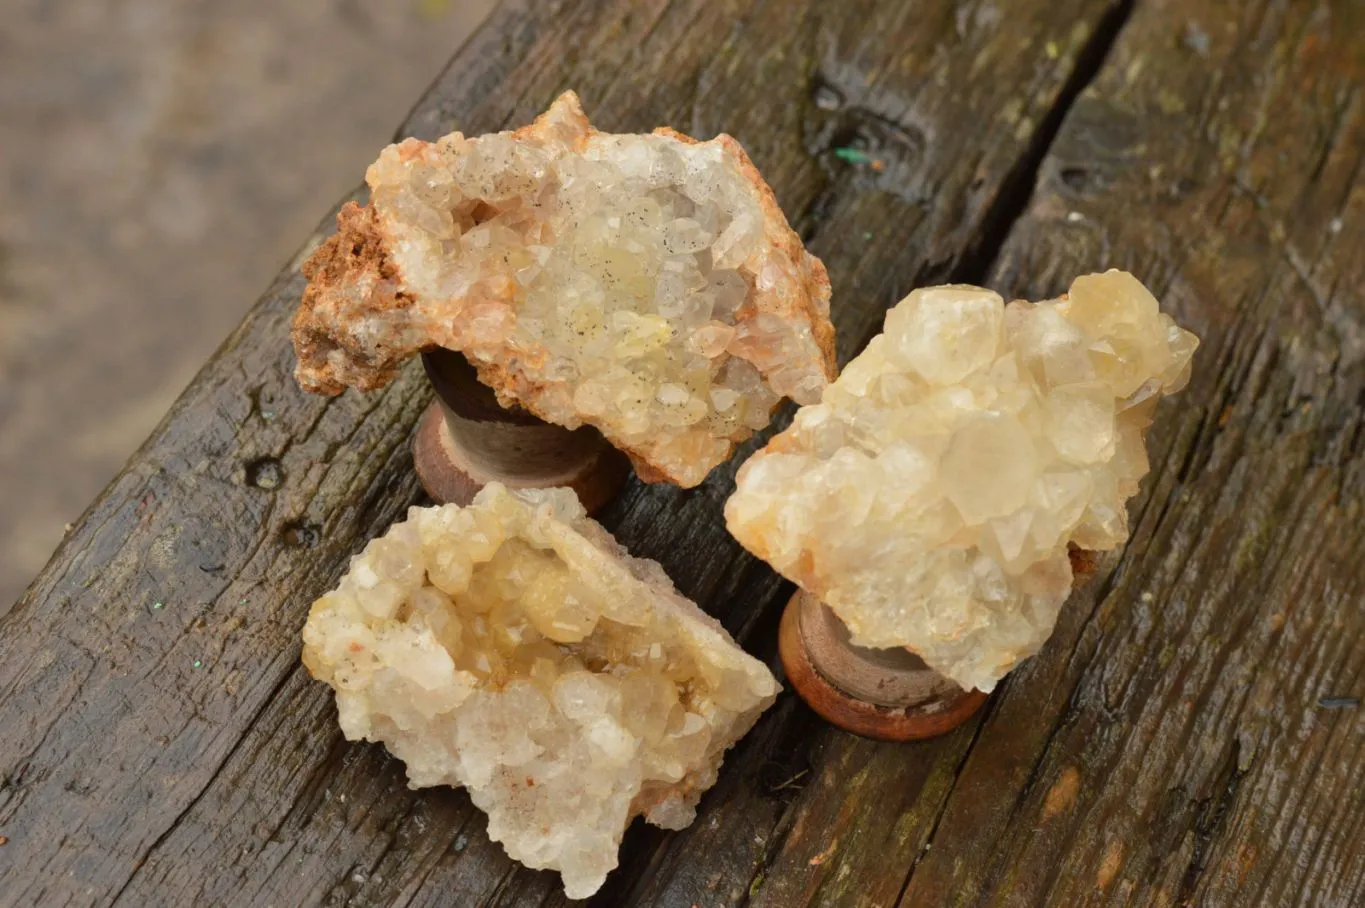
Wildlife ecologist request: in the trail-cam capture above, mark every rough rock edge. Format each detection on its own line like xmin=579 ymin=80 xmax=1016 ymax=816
xmin=291 ymin=92 xmax=836 ymax=485
xmin=294 ymin=202 xmax=407 ymax=395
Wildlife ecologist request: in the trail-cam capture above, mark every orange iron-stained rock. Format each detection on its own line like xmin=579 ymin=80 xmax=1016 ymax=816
xmin=293 ymin=91 xmax=835 ymax=488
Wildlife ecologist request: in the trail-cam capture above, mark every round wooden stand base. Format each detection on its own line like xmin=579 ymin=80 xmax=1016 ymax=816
xmin=411 ymin=349 xmax=629 ymax=513
xmin=778 ymin=590 xmax=987 ymax=742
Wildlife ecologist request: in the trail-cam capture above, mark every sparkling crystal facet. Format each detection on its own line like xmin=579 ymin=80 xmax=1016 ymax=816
xmin=303 ymin=484 xmax=779 ymax=898
xmin=293 ymin=92 xmax=835 ymax=487
xmin=725 ymin=272 xmax=1199 ymax=692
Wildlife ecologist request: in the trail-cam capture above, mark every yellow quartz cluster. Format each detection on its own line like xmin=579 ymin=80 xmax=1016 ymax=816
xmin=293 ymin=92 xmax=834 ymax=487
xmin=301 ymin=484 xmax=778 ymax=898
xmin=295 ymin=81 xmax=1202 ymax=883
xmin=725 ymin=271 xmax=1198 ymax=692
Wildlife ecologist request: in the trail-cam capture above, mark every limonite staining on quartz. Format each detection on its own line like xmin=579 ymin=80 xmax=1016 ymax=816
xmin=293 ymin=91 xmax=835 ymax=487
xmin=725 ymin=271 xmax=1199 ymax=693
xmin=302 ymin=484 xmax=778 ymax=898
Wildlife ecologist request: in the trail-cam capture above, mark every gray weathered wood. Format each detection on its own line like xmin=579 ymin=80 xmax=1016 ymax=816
xmin=733 ymin=2 xmax=1365 ymax=907
xmin=896 ymin=1 xmax=1365 ymax=904
xmin=3 ymin=0 xmax=1361 ymax=906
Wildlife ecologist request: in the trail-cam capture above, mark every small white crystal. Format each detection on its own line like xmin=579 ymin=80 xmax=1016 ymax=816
xmin=886 ymin=285 xmax=1004 ymax=384
xmin=302 ymin=484 xmax=778 ymax=898
xmin=725 ymin=271 xmax=1199 ymax=692
xmin=293 ymin=92 xmax=836 ymax=488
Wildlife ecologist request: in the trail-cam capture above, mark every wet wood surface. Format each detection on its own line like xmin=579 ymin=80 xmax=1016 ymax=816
xmin=3 ymin=0 xmax=1362 ymax=905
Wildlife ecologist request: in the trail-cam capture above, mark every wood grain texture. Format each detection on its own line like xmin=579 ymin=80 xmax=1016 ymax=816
xmin=2 ymin=0 xmax=1361 ymax=906
xmin=893 ymin=1 xmax=1365 ymax=905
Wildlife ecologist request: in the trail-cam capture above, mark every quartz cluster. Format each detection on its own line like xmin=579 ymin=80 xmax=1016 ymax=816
xmin=293 ymin=91 xmax=835 ymax=487
xmin=725 ymin=271 xmax=1198 ymax=692
xmin=302 ymin=484 xmax=779 ymax=898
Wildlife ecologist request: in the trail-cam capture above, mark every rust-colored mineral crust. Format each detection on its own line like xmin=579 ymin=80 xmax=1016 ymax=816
xmin=293 ymin=92 xmax=835 ymax=487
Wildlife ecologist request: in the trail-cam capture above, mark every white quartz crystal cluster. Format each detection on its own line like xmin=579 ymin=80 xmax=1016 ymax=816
xmin=302 ymin=484 xmax=778 ymax=898
xmin=725 ymin=271 xmax=1198 ymax=692
xmin=293 ymin=91 xmax=835 ymax=487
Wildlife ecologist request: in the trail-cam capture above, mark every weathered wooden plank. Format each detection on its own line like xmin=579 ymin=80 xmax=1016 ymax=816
xmin=82 ymin=0 xmax=1130 ymax=901
xmin=728 ymin=1 xmax=1365 ymax=906
xmin=0 ymin=0 xmax=1130 ymax=904
xmin=908 ymin=0 xmax=1365 ymax=902
xmin=11 ymin=0 xmax=1361 ymax=907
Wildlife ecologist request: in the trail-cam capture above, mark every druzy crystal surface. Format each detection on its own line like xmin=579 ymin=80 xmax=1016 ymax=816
xmin=725 ymin=271 xmax=1198 ymax=692
xmin=293 ymin=91 xmax=835 ymax=487
xmin=302 ymin=484 xmax=778 ymax=898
